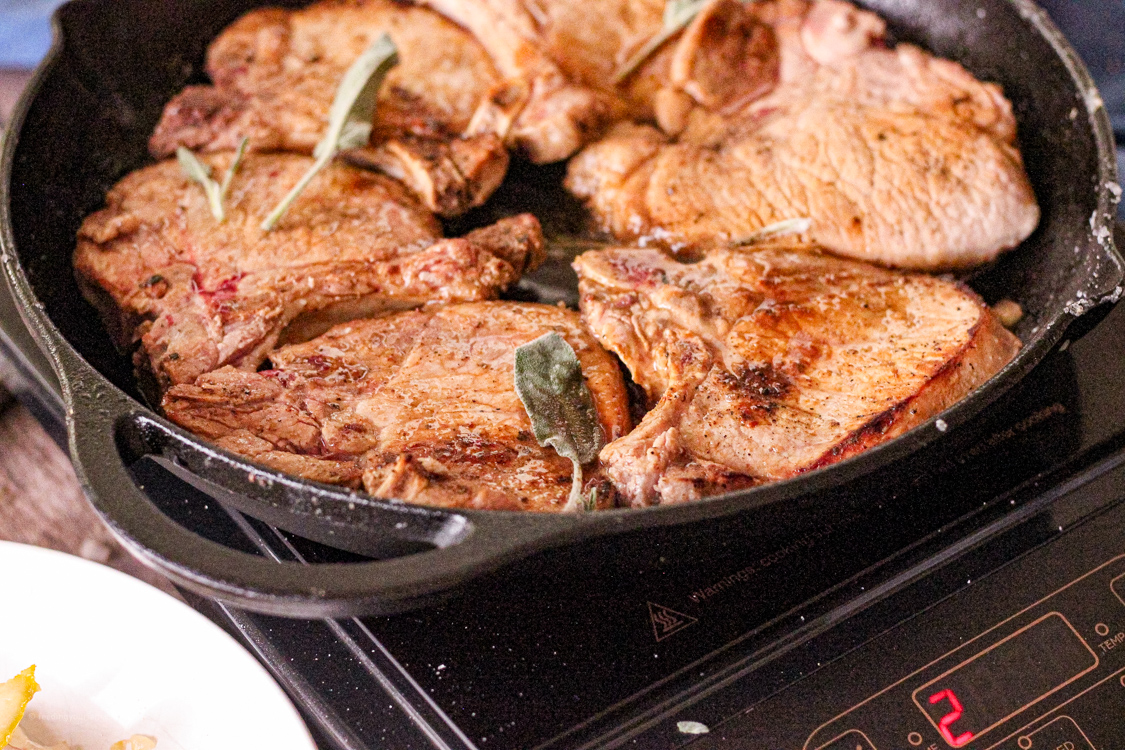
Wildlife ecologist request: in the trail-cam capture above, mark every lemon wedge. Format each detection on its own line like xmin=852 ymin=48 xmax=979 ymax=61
xmin=109 ymin=736 xmax=157 ymax=750
xmin=0 ymin=666 xmax=40 ymax=747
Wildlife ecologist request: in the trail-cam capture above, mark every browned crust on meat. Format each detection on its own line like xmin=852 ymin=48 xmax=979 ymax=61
xmin=461 ymin=212 xmax=547 ymax=275
xmin=74 ymin=152 xmax=542 ymax=394
xmin=151 ymin=0 xmax=501 ymax=155
xmin=343 ymin=134 xmax=511 ymax=218
xmin=802 ymin=308 xmax=1020 ymax=471
xmin=163 ymin=303 xmax=632 ymax=512
xmin=147 ymin=0 xmax=511 ymax=214
xmin=564 ymin=0 xmax=1040 ymax=271
xmin=149 ymin=85 xmax=260 ymax=157
xmin=576 ymin=243 xmax=1023 ymax=505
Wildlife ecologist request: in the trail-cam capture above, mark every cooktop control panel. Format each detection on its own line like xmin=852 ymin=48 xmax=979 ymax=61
xmin=801 ymin=559 xmax=1124 ymax=749
xmin=681 ymin=497 xmax=1125 ymax=750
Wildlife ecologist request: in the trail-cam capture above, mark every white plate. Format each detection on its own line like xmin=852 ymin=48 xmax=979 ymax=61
xmin=0 ymin=541 xmax=317 ymax=750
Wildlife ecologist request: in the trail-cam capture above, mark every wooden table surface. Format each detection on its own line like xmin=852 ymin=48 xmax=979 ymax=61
xmin=0 ymin=68 xmax=178 ymax=597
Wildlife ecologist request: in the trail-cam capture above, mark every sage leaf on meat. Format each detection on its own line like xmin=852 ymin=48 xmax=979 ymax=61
xmin=734 ymin=217 xmax=812 ymax=245
xmin=261 ymin=34 xmax=399 ymax=231
xmin=177 ymin=136 xmax=249 ymax=223
xmin=514 ymin=332 xmax=605 ymax=512
xmin=177 ymin=147 xmax=226 ymax=222
xmin=219 ymin=136 xmax=250 ymax=204
xmin=613 ymin=0 xmax=710 ymax=84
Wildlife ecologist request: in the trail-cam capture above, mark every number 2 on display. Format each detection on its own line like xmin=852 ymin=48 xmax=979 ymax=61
xmin=928 ymin=689 xmax=974 ymax=747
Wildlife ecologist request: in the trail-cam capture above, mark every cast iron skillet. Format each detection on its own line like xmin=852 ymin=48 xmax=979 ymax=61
xmin=1 ymin=0 xmax=1121 ymax=616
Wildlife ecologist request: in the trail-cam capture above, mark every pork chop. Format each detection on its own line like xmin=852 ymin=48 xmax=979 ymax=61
xmin=566 ymin=0 xmax=1040 ymax=270
xmin=574 ymin=242 xmax=1021 ymax=506
xmin=414 ymin=0 xmax=634 ymax=164
xmin=74 ymin=151 xmax=543 ymax=396
xmin=416 ymin=0 xmax=729 ymax=161
xmin=148 ymin=0 xmax=509 ymax=216
xmin=162 ymin=302 xmax=632 ymax=511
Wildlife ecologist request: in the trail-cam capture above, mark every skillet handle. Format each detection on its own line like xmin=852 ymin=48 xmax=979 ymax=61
xmin=65 ymin=376 xmax=579 ymax=617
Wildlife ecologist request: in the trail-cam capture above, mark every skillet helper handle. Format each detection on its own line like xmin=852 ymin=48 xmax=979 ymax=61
xmin=65 ymin=377 xmax=577 ymax=617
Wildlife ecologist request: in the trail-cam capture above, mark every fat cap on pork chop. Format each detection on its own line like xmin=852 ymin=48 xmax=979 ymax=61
xmin=565 ymin=0 xmax=1039 ymax=270
xmin=74 ymin=151 xmax=544 ymax=397
xmin=148 ymin=0 xmax=509 ymax=216
xmin=574 ymin=243 xmax=1021 ymax=506
xmin=163 ymin=302 xmax=632 ymax=512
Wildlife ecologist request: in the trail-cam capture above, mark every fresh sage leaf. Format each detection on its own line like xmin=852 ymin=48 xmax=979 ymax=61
xmin=177 ymin=147 xmax=225 ymax=222
xmin=176 ymin=137 xmax=250 ymax=223
xmin=582 ymin=484 xmax=600 ymax=512
xmin=613 ymin=0 xmax=710 ymax=84
xmin=514 ymin=332 xmax=605 ymax=512
xmin=219 ymin=136 xmax=249 ymax=205
xmin=262 ymin=34 xmax=399 ymax=231
xmin=734 ymin=217 xmax=812 ymax=245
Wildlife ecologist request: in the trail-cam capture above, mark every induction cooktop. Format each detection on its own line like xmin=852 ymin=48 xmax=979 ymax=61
xmin=3 ymin=218 xmax=1125 ymax=748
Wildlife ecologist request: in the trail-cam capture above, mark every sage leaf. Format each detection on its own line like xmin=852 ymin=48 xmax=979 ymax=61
xmin=219 ymin=136 xmax=249 ymax=205
xmin=176 ymin=147 xmax=225 ymax=222
xmin=262 ymin=34 xmax=399 ymax=231
xmin=613 ymin=0 xmax=710 ymax=84
xmin=514 ymin=332 xmax=605 ymax=512
xmin=176 ymin=137 xmax=250 ymax=223
xmin=734 ymin=217 xmax=811 ymax=245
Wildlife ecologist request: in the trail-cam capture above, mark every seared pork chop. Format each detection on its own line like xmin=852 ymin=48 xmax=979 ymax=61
xmin=149 ymin=0 xmax=508 ymax=216
xmin=418 ymin=0 xmax=758 ymax=161
xmin=418 ymin=0 xmax=780 ymax=160
xmin=566 ymin=0 xmax=1039 ymax=270
xmin=74 ymin=152 xmax=543 ymax=396
xmin=574 ymin=243 xmax=1021 ymax=506
xmin=417 ymin=0 xmax=664 ymax=162
xmin=516 ymin=0 xmax=779 ymax=121
xmin=163 ymin=303 xmax=632 ymax=511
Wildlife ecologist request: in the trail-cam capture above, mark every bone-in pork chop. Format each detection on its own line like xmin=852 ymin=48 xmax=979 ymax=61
xmin=574 ymin=243 xmax=1021 ymax=506
xmin=417 ymin=0 xmax=761 ymax=162
xmin=74 ymin=152 xmax=543 ymax=397
xmin=149 ymin=0 xmax=508 ymax=216
xmin=566 ymin=0 xmax=1039 ymax=270
xmin=416 ymin=0 xmax=662 ymax=163
xmin=162 ymin=303 xmax=632 ymax=511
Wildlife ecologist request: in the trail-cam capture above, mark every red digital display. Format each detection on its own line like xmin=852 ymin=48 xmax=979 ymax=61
xmin=928 ymin=689 xmax=973 ymax=747
xmin=913 ymin=614 xmax=1098 ymax=747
